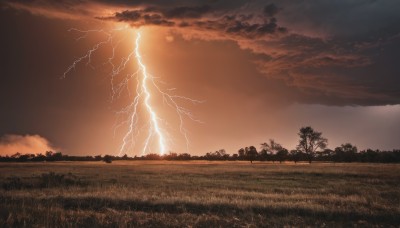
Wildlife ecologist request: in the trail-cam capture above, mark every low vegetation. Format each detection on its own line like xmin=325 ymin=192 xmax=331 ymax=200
xmin=2 ymin=127 xmax=399 ymax=164
xmin=0 ymin=161 xmax=399 ymax=227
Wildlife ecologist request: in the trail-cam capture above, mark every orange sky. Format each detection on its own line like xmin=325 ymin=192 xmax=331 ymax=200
xmin=1 ymin=1 xmax=400 ymax=156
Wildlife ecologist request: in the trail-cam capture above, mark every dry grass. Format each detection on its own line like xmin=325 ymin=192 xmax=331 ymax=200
xmin=0 ymin=161 xmax=399 ymax=227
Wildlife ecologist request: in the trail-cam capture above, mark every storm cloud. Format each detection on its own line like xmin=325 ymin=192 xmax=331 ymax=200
xmin=3 ymin=0 xmax=400 ymax=105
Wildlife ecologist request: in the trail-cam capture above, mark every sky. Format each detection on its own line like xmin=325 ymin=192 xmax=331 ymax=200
xmin=0 ymin=0 xmax=400 ymax=156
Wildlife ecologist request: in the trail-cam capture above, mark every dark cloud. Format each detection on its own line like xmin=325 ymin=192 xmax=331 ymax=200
xmin=175 ymin=14 xmax=287 ymax=39
xmin=115 ymin=10 xmax=141 ymax=22
xmin=112 ymin=4 xmax=212 ymax=23
xmin=224 ymin=16 xmax=285 ymax=37
xmin=143 ymin=13 xmax=175 ymax=26
xmin=3 ymin=0 xmax=400 ymax=106
xmin=100 ymin=4 xmax=287 ymax=40
xmin=263 ymin=3 xmax=279 ymax=17
xmin=105 ymin=3 xmax=287 ymax=39
xmin=113 ymin=10 xmax=175 ymax=26
xmin=164 ymin=5 xmax=211 ymax=19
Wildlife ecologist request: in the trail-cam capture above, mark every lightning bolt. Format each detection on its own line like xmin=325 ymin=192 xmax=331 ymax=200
xmin=63 ymin=27 xmax=203 ymax=156
xmin=128 ymin=32 xmax=166 ymax=155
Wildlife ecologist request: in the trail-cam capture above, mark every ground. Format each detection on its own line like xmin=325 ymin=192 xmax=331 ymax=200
xmin=0 ymin=161 xmax=399 ymax=227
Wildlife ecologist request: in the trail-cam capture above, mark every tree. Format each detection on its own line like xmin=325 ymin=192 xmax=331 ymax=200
xmin=317 ymin=149 xmax=334 ymax=161
xmin=289 ymin=150 xmax=302 ymax=163
xmin=217 ymin=149 xmax=230 ymax=160
xmin=245 ymin=146 xmax=258 ymax=163
xmin=165 ymin=152 xmax=178 ymax=160
xmin=334 ymin=143 xmax=358 ymax=162
xmin=52 ymin=152 xmax=63 ymax=160
xmin=260 ymin=139 xmax=283 ymax=163
xmin=238 ymin=148 xmax=245 ymax=160
xmin=232 ymin=153 xmax=239 ymax=160
xmin=103 ymin=155 xmax=113 ymax=163
xmin=261 ymin=139 xmax=283 ymax=154
xmin=177 ymin=153 xmax=191 ymax=160
xmin=276 ymin=148 xmax=289 ymax=163
xmin=145 ymin=153 xmax=161 ymax=160
xmin=297 ymin=126 xmax=328 ymax=163
xmin=45 ymin=151 xmax=53 ymax=157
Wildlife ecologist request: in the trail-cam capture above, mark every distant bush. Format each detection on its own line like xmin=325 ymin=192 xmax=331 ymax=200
xmin=103 ymin=155 xmax=113 ymax=163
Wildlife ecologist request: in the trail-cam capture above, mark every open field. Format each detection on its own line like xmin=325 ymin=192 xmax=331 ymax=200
xmin=0 ymin=161 xmax=399 ymax=227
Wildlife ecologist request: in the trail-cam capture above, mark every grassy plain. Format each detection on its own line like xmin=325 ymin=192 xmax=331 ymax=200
xmin=0 ymin=161 xmax=399 ymax=227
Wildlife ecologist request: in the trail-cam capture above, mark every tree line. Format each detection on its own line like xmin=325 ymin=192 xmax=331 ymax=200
xmin=1 ymin=126 xmax=399 ymax=163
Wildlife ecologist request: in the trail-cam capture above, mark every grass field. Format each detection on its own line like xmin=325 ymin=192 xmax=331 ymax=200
xmin=0 ymin=161 xmax=399 ymax=227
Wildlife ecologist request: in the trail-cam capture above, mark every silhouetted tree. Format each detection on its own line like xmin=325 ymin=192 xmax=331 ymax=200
xmin=1 ymin=144 xmax=400 ymax=163
xmin=45 ymin=151 xmax=53 ymax=157
xmin=178 ymin=153 xmax=191 ymax=160
xmin=18 ymin=154 xmax=31 ymax=162
xmin=276 ymin=148 xmax=289 ymax=163
xmin=261 ymin=139 xmax=283 ymax=154
xmin=145 ymin=153 xmax=161 ymax=160
xmin=53 ymin=152 xmax=63 ymax=160
xmin=259 ymin=149 xmax=268 ymax=161
xmin=232 ymin=153 xmax=239 ymax=160
xmin=165 ymin=152 xmax=178 ymax=160
xmin=32 ymin=153 xmax=46 ymax=162
xmin=289 ymin=150 xmax=302 ymax=163
xmin=260 ymin=139 xmax=283 ymax=163
xmin=359 ymin=149 xmax=379 ymax=162
xmin=218 ymin=149 xmax=230 ymax=160
xmin=317 ymin=149 xmax=334 ymax=161
xmin=245 ymin=146 xmax=258 ymax=163
xmin=297 ymin=126 xmax=328 ymax=163
xmin=334 ymin=143 xmax=358 ymax=162
xmin=205 ymin=152 xmax=213 ymax=160
xmin=238 ymin=148 xmax=245 ymax=160
xmin=103 ymin=155 xmax=113 ymax=163
xmin=204 ymin=149 xmax=229 ymax=160
xmin=94 ymin=155 xmax=102 ymax=161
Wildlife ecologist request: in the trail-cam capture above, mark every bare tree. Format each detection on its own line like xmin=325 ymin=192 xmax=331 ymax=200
xmin=297 ymin=126 xmax=328 ymax=163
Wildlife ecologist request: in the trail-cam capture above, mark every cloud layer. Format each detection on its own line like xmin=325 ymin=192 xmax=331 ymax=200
xmin=3 ymin=0 xmax=400 ymax=105
xmin=0 ymin=134 xmax=57 ymax=156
